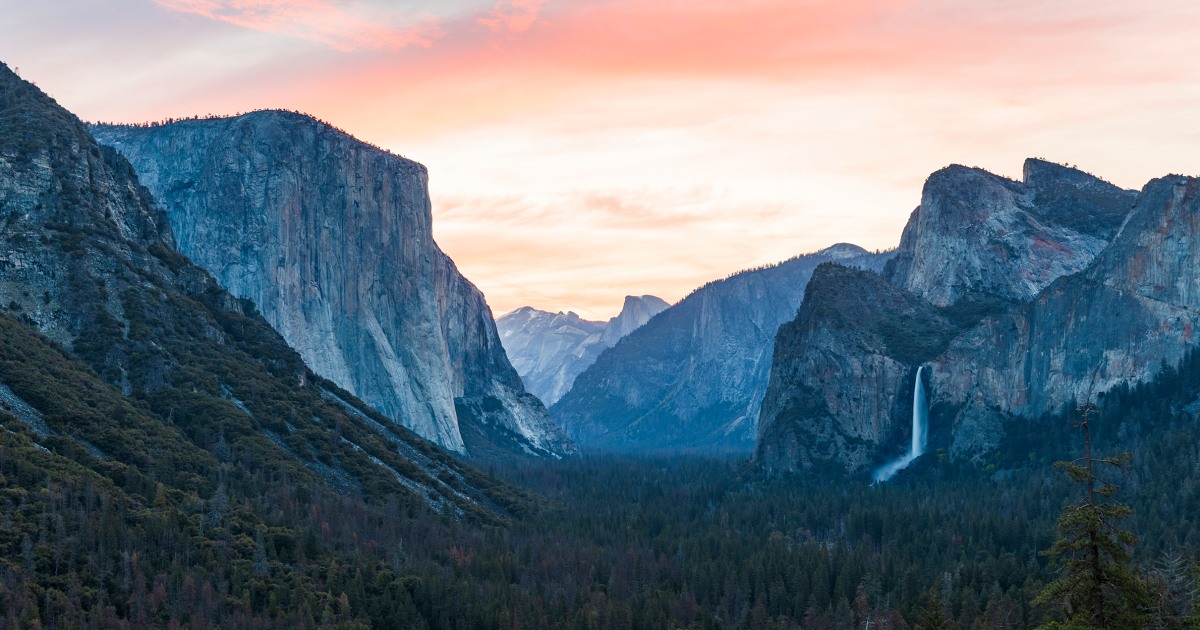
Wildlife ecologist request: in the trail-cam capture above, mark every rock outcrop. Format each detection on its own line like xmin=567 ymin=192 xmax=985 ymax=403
xmin=757 ymin=264 xmax=962 ymax=473
xmin=497 ymin=295 xmax=668 ymax=406
xmin=601 ymin=295 xmax=670 ymax=347
xmin=930 ymin=174 xmax=1200 ymax=458
xmin=755 ymin=159 xmax=1183 ymax=475
xmin=92 ymin=114 xmax=573 ymax=459
xmin=553 ymin=244 xmax=893 ymax=452
xmin=0 ymin=61 xmax=522 ymax=514
xmin=884 ymin=159 xmax=1135 ymax=306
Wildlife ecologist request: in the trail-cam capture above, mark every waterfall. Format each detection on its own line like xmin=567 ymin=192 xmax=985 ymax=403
xmin=873 ymin=366 xmax=928 ymax=483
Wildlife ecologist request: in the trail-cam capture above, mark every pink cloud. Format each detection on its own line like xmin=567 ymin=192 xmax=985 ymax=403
xmin=478 ymin=0 xmax=546 ymax=34
xmin=154 ymin=0 xmax=445 ymax=51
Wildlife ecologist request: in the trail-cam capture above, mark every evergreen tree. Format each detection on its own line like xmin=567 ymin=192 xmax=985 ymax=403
xmin=1034 ymin=405 xmax=1148 ymax=628
xmin=915 ymin=585 xmax=952 ymax=630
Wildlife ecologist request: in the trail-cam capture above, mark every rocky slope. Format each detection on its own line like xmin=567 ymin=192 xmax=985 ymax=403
xmin=0 ymin=61 xmax=526 ymax=518
xmin=756 ymin=160 xmax=1185 ymax=475
xmin=884 ymin=159 xmax=1135 ymax=306
xmin=497 ymin=295 xmax=669 ymax=405
xmin=552 ymin=244 xmax=893 ymax=452
xmin=756 ymin=264 xmax=964 ymax=473
xmin=92 ymin=114 xmax=573 ymax=459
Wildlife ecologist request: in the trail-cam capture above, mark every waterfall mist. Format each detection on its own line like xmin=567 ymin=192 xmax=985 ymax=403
xmin=873 ymin=365 xmax=929 ymax=483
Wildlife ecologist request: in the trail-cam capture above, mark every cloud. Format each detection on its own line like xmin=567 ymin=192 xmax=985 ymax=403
xmin=153 ymin=0 xmax=445 ymax=51
xmin=478 ymin=0 xmax=546 ymax=33
xmin=429 ymin=186 xmax=872 ymax=318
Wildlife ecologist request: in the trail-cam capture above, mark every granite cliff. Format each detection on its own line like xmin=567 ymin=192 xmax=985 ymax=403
xmin=756 ymin=159 xmax=1168 ymax=474
xmin=884 ymin=159 xmax=1135 ymax=306
xmin=92 ymin=114 xmax=573 ymax=459
xmin=601 ymin=295 xmax=671 ymax=347
xmin=497 ymin=295 xmax=669 ymax=406
xmin=0 ymin=61 xmax=524 ymax=518
xmin=930 ymin=174 xmax=1200 ymax=459
xmin=553 ymin=244 xmax=893 ymax=452
xmin=756 ymin=264 xmax=963 ymax=473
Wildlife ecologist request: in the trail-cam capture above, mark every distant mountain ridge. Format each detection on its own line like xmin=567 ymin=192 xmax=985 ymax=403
xmin=92 ymin=113 xmax=574 ymax=461
xmin=552 ymin=244 xmax=894 ymax=452
xmin=497 ymin=295 xmax=669 ymax=406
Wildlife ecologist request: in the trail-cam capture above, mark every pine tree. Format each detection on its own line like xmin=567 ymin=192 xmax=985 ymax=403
xmin=1034 ymin=404 xmax=1148 ymax=628
xmin=915 ymin=585 xmax=953 ymax=630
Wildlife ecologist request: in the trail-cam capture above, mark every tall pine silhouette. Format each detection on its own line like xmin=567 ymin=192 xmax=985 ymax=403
xmin=1035 ymin=404 xmax=1148 ymax=628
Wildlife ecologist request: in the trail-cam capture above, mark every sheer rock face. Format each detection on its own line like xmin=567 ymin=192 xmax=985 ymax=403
xmin=0 ymin=63 xmax=546 ymax=511
xmin=756 ymin=265 xmax=956 ymax=474
xmin=931 ymin=175 xmax=1200 ymax=458
xmin=757 ymin=160 xmax=1150 ymax=474
xmin=92 ymin=114 xmax=573 ymax=459
xmin=884 ymin=159 xmax=1135 ymax=307
xmin=552 ymin=244 xmax=893 ymax=452
xmin=497 ymin=295 xmax=668 ymax=406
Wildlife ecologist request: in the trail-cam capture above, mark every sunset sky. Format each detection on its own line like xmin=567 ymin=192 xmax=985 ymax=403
xmin=4 ymin=0 xmax=1200 ymax=319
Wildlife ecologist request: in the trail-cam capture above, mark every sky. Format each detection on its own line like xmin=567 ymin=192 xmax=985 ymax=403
xmin=4 ymin=0 xmax=1200 ymax=319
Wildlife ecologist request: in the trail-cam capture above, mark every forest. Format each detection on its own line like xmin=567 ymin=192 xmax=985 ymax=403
xmin=3 ymin=344 xmax=1199 ymax=628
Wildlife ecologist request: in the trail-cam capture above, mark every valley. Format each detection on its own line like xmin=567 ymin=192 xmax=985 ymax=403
xmin=0 ymin=47 xmax=1198 ymax=629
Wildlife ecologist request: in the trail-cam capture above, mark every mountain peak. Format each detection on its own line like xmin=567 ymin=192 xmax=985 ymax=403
xmin=817 ymin=243 xmax=871 ymax=259
xmin=1022 ymin=157 xmax=1096 ymax=187
xmin=603 ymin=295 xmax=670 ymax=346
xmin=885 ymin=159 xmax=1134 ymax=306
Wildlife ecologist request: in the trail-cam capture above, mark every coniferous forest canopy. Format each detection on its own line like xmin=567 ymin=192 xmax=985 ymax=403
xmin=4 ymin=298 xmax=1200 ymax=627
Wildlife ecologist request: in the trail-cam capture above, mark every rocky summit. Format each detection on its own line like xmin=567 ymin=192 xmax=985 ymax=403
xmin=884 ymin=158 xmax=1135 ymax=306
xmin=553 ymin=244 xmax=893 ymax=452
xmin=92 ymin=114 xmax=574 ymax=460
xmin=497 ymin=295 xmax=669 ymax=406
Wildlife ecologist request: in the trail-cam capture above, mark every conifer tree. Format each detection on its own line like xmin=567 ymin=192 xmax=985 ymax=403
xmin=914 ymin=585 xmax=953 ymax=630
xmin=1034 ymin=404 xmax=1148 ymax=628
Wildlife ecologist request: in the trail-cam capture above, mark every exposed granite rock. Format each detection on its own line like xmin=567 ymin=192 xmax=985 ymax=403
xmin=756 ymin=264 xmax=963 ymax=474
xmin=497 ymin=295 xmax=669 ymax=406
xmin=92 ymin=113 xmax=573 ymax=459
xmin=553 ymin=244 xmax=893 ymax=452
xmin=0 ymin=61 xmax=519 ymax=512
xmin=758 ymin=159 xmax=1200 ymax=475
xmin=931 ymin=174 xmax=1200 ymax=457
xmin=498 ymin=309 xmax=606 ymax=406
xmin=601 ymin=295 xmax=670 ymax=347
xmin=884 ymin=159 xmax=1135 ymax=306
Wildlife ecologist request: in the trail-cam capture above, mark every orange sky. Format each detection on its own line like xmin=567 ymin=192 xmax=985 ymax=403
xmin=5 ymin=0 xmax=1200 ymax=318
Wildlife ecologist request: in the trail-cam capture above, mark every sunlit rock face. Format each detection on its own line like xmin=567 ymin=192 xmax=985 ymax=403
xmin=93 ymin=113 xmax=574 ymax=460
xmin=497 ymin=295 xmax=669 ymax=406
xmin=758 ymin=159 xmax=1150 ymax=474
xmin=553 ymin=244 xmax=893 ymax=453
